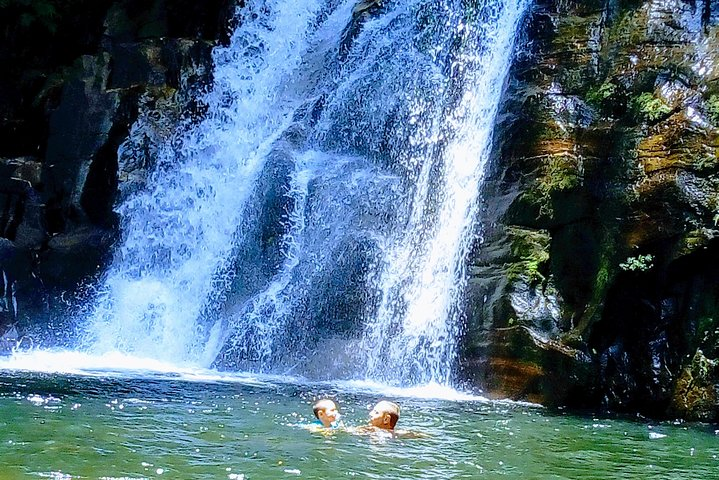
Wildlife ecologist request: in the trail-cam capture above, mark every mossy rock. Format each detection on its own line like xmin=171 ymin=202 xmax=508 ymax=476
xmin=706 ymin=94 xmax=719 ymax=125
xmin=586 ymin=82 xmax=617 ymax=107
xmin=606 ymin=6 xmax=648 ymax=47
xmin=540 ymin=155 xmax=583 ymax=192
xmin=483 ymin=325 xmax=595 ymax=406
xmin=506 ymin=226 xmax=551 ymax=284
xmin=630 ymin=92 xmax=672 ymax=123
xmin=670 ymin=349 xmax=719 ymax=421
xmin=675 ymin=229 xmax=718 ymax=258
xmin=585 ymin=81 xmax=630 ymax=118
xmin=520 ymin=153 xmax=584 ymax=220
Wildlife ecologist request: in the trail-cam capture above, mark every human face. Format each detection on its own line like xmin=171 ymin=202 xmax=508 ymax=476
xmin=368 ymin=405 xmax=390 ymax=429
xmin=318 ymin=402 xmax=339 ymax=427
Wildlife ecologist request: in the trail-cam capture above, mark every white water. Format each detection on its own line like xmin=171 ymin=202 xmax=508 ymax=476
xmin=0 ymin=349 xmax=495 ymax=402
xmin=19 ymin=0 xmax=530 ymax=388
xmin=78 ymin=0 xmax=329 ymax=365
xmin=357 ymin=0 xmax=529 ymax=385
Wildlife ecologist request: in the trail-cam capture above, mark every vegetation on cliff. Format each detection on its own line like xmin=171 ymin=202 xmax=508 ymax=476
xmin=470 ymin=0 xmax=719 ymax=420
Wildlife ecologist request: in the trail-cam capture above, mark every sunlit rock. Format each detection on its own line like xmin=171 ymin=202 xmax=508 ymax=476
xmin=670 ymin=349 xmax=719 ymax=421
xmin=469 ymin=0 xmax=719 ymax=418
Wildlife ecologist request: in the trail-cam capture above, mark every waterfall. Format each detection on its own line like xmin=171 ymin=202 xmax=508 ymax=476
xmin=79 ymin=0 xmax=330 ymax=364
xmin=354 ymin=0 xmax=530 ymax=385
xmin=80 ymin=0 xmax=528 ymax=384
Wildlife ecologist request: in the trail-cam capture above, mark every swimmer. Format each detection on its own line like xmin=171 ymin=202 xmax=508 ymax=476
xmin=368 ymin=400 xmax=400 ymax=431
xmin=348 ymin=400 xmax=400 ymax=434
xmin=351 ymin=400 xmax=426 ymax=438
xmin=312 ymin=398 xmax=342 ymax=429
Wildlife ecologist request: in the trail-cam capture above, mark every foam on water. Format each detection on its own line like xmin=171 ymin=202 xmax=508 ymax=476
xmin=0 ymin=350 xmax=265 ymax=386
xmin=78 ymin=0 xmax=330 ymax=365
xmin=0 ymin=350 xmax=508 ymax=403
xmin=329 ymin=379 xmax=488 ymax=402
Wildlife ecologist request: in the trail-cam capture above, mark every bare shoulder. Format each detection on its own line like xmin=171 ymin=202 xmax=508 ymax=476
xmin=299 ymin=423 xmax=324 ymax=433
xmin=346 ymin=425 xmax=376 ymax=435
xmin=347 ymin=425 xmax=394 ymax=437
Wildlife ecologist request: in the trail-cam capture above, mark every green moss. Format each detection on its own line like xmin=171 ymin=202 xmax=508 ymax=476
xmin=593 ymin=263 xmax=610 ymax=298
xmin=606 ymin=7 xmax=646 ymax=46
xmin=585 ymin=80 xmax=632 ymax=118
xmin=520 ymin=155 xmax=583 ymax=220
xmin=571 ymin=237 xmax=620 ymax=337
xmin=586 ymin=82 xmax=617 ymax=108
xmin=693 ymin=316 xmax=719 ymax=359
xmin=671 ymin=349 xmax=718 ymax=421
xmin=693 ymin=153 xmax=718 ymax=172
xmin=630 ymin=92 xmax=672 ymax=123
xmin=507 ymin=227 xmax=551 ymax=284
xmin=540 ymin=156 xmax=582 ymax=192
xmin=706 ymin=195 xmax=719 ymax=226
xmin=679 ymin=230 xmax=714 ymax=257
xmin=707 ymin=95 xmax=719 ymax=124
xmin=534 ymin=121 xmax=571 ymax=142
xmin=557 ymin=68 xmax=586 ymax=93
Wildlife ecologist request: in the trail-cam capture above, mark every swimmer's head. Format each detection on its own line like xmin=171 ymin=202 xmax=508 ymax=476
xmin=368 ymin=400 xmax=400 ymax=430
xmin=313 ymin=399 xmax=340 ymax=427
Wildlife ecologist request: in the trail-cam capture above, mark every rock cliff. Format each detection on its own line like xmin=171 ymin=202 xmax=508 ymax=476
xmin=0 ymin=0 xmax=233 ymax=339
xmin=466 ymin=0 xmax=719 ymax=420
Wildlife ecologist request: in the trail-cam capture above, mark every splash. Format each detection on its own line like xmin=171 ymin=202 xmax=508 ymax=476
xmin=79 ymin=0 xmax=328 ymax=365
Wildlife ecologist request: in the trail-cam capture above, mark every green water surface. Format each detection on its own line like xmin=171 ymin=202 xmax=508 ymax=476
xmin=0 ymin=371 xmax=716 ymax=479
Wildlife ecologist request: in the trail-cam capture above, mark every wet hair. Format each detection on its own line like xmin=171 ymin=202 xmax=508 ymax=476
xmin=387 ymin=411 xmax=399 ymax=428
xmin=375 ymin=400 xmax=400 ymax=428
xmin=312 ymin=399 xmax=337 ymax=419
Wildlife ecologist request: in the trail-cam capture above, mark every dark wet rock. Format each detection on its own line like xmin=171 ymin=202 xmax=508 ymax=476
xmin=0 ymin=0 xmax=234 ymax=345
xmin=340 ymin=0 xmax=385 ymax=59
xmin=44 ymin=53 xmax=120 ymax=228
xmin=462 ymin=324 xmax=594 ymax=406
xmin=39 ymin=226 xmax=116 ymax=291
xmin=0 ymin=157 xmax=45 ymax=248
xmin=0 ymin=239 xmax=21 ymax=334
xmin=0 ymin=237 xmax=42 ymax=335
xmin=0 ymin=325 xmax=19 ymax=354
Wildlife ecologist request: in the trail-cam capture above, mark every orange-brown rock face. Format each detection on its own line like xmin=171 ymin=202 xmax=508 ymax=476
xmin=465 ymin=0 xmax=719 ymax=420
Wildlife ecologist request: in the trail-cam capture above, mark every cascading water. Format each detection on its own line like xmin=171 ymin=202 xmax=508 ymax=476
xmin=79 ymin=0 xmax=331 ymax=365
xmin=354 ymin=0 xmax=530 ymax=385
xmin=79 ymin=0 xmax=528 ymax=385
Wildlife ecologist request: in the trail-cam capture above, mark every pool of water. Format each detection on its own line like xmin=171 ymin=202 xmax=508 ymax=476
xmin=0 ymin=361 xmax=717 ymax=479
